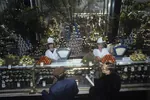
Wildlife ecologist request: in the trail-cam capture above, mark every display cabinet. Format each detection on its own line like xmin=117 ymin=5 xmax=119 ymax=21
xmin=0 ymin=59 xmax=150 ymax=97
xmin=35 ymin=66 xmax=93 ymax=89
xmin=116 ymin=63 xmax=150 ymax=84
xmin=0 ymin=66 xmax=33 ymax=90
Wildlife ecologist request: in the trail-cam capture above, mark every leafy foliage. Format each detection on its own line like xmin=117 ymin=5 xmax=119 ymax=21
xmin=0 ymin=0 xmax=45 ymax=45
xmin=119 ymin=0 xmax=150 ymax=36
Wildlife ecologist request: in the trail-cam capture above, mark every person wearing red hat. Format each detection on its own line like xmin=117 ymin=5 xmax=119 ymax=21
xmin=42 ymin=67 xmax=79 ymax=100
xmin=45 ymin=37 xmax=60 ymax=61
xmin=89 ymin=62 xmax=121 ymax=100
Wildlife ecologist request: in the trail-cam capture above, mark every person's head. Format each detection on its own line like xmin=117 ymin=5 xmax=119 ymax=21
xmin=47 ymin=43 xmax=54 ymax=49
xmin=101 ymin=62 xmax=115 ymax=75
xmin=97 ymin=37 xmax=105 ymax=49
xmin=98 ymin=43 xmax=104 ymax=49
xmin=53 ymin=67 xmax=66 ymax=80
xmin=47 ymin=37 xmax=54 ymax=49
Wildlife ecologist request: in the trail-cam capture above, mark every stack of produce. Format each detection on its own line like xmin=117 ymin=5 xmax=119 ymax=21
xmin=37 ymin=56 xmax=52 ymax=65
xmin=81 ymin=52 xmax=96 ymax=65
xmin=130 ymin=50 xmax=147 ymax=61
xmin=101 ymin=54 xmax=116 ymax=64
xmin=5 ymin=54 xmax=19 ymax=65
xmin=0 ymin=58 xmax=5 ymax=66
xmin=19 ymin=55 xmax=35 ymax=65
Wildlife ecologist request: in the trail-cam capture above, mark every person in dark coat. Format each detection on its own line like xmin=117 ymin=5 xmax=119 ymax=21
xmin=89 ymin=62 xmax=121 ymax=100
xmin=42 ymin=67 xmax=79 ymax=100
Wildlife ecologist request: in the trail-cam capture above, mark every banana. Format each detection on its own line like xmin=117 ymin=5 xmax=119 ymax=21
xmin=130 ymin=51 xmax=147 ymax=61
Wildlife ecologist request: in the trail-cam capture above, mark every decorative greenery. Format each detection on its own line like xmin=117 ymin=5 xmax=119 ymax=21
xmin=119 ymin=0 xmax=150 ymax=50
xmin=80 ymin=14 xmax=109 ymax=50
xmin=40 ymin=18 xmax=60 ymax=45
xmin=0 ymin=0 xmax=45 ymax=45
xmin=0 ymin=25 xmax=18 ymax=58
xmin=42 ymin=0 xmax=78 ymax=23
xmin=119 ymin=0 xmax=150 ymax=36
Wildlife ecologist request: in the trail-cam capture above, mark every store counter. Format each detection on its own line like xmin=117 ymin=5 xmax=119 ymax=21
xmin=0 ymin=58 xmax=150 ymax=98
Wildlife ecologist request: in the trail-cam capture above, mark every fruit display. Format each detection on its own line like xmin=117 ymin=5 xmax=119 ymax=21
xmin=5 ymin=54 xmax=19 ymax=65
xmin=37 ymin=56 xmax=52 ymax=65
xmin=130 ymin=50 xmax=147 ymax=61
xmin=19 ymin=55 xmax=35 ymax=65
xmin=0 ymin=58 xmax=5 ymax=66
xmin=101 ymin=54 xmax=116 ymax=64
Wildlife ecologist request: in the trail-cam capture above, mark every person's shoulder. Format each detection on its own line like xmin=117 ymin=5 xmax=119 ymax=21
xmin=53 ymin=48 xmax=59 ymax=51
xmin=93 ymin=49 xmax=99 ymax=52
xmin=93 ymin=48 xmax=98 ymax=50
xmin=45 ymin=49 xmax=50 ymax=53
xmin=45 ymin=49 xmax=50 ymax=52
xmin=102 ymin=48 xmax=109 ymax=53
xmin=64 ymin=79 xmax=76 ymax=84
xmin=102 ymin=48 xmax=109 ymax=51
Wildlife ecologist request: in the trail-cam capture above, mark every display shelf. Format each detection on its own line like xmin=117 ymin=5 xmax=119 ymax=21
xmin=116 ymin=60 xmax=150 ymax=65
xmin=0 ymin=58 xmax=150 ymax=97
xmin=35 ymin=65 xmax=92 ymax=89
xmin=0 ymin=65 xmax=33 ymax=69
xmin=36 ymin=59 xmax=85 ymax=67
xmin=35 ymin=58 xmax=150 ymax=67
xmin=0 ymin=88 xmax=31 ymax=93
xmin=0 ymin=67 xmax=33 ymax=90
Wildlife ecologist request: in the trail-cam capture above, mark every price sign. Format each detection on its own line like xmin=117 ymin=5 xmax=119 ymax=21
xmin=42 ymin=81 xmax=46 ymax=87
xmin=40 ymin=62 xmax=44 ymax=67
xmin=2 ymin=83 xmax=6 ymax=88
xmin=89 ymin=61 xmax=93 ymax=66
xmin=23 ymin=64 xmax=26 ymax=67
xmin=8 ymin=65 xmax=12 ymax=69
xmin=131 ymin=67 xmax=134 ymax=72
xmin=30 ymin=82 xmax=33 ymax=87
xmin=124 ymin=67 xmax=128 ymax=72
xmin=138 ymin=67 xmax=141 ymax=71
xmin=144 ymin=66 xmax=148 ymax=71
xmin=17 ymin=82 xmax=20 ymax=88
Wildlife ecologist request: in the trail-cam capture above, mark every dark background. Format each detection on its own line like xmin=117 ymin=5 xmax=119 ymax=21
xmin=0 ymin=91 xmax=150 ymax=100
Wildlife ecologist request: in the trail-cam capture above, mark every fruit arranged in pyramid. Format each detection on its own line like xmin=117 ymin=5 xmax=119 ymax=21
xmin=37 ymin=56 xmax=52 ymax=65
xmin=101 ymin=54 xmax=116 ymax=64
xmin=19 ymin=55 xmax=35 ymax=65
xmin=130 ymin=50 xmax=147 ymax=61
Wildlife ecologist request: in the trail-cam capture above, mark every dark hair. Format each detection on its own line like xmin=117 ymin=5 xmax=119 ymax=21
xmin=97 ymin=43 xmax=107 ymax=48
xmin=47 ymin=43 xmax=55 ymax=49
